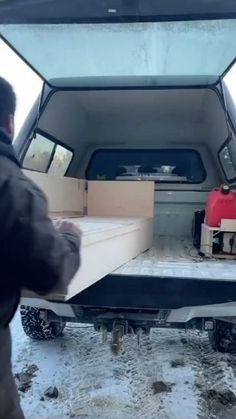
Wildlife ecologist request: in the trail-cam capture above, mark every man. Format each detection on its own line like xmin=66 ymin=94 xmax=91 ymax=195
xmin=0 ymin=77 xmax=81 ymax=419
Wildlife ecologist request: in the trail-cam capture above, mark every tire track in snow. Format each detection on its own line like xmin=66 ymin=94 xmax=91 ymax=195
xmin=11 ymin=313 xmax=236 ymax=419
xmin=179 ymin=329 xmax=236 ymax=419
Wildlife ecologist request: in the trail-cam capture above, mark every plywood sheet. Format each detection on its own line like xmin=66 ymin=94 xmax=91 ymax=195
xmin=87 ymin=181 xmax=155 ymax=217
xmin=221 ymin=219 xmax=236 ymax=232
xmin=200 ymin=224 xmax=213 ymax=257
xmin=24 ymin=170 xmax=85 ymax=216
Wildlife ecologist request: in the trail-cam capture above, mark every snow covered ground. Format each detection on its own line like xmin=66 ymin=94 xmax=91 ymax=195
xmin=11 ymin=312 xmax=236 ymax=419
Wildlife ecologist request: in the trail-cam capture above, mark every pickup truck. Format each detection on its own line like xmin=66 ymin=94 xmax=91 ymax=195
xmin=1 ymin=0 xmax=236 ymax=353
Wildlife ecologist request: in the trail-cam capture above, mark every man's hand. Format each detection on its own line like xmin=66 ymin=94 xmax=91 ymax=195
xmin=54 ymin=220 xmax=82 ymax=239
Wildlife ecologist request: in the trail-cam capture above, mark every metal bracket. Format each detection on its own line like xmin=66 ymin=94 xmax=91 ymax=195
xmin=156 ymin=310 xmax=170 ymax=324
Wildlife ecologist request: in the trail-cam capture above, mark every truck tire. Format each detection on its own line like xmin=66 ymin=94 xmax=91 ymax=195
xmin=20 ymin=306 xmax=66 ymax=340
xmin=208 ymin=320 xmax=236 ymax=354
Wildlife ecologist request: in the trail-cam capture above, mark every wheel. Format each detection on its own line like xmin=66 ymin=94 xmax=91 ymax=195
xmin=20 ymin=306 xmax=66 ymax=340
xmin=208 ymin=320 xmax=236 ymax=354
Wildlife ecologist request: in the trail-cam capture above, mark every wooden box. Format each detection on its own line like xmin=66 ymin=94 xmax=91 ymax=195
xmin=201 ymin=221 xmax=236 ymax=259
xmin=23 ymin=171 xmax=154 ymax=300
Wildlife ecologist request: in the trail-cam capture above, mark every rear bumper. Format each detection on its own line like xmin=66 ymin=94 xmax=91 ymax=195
xmin=167 ymin=301 xmax=236 ymax=323
xmin=20 ymin=297 xmax=236 ymax=325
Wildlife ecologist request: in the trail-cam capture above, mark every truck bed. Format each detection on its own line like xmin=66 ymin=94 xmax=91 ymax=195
xmin=71 ymin=234 xmax=236 ymax=309
xmin=115 ymin=236 xmax=236 ymax=281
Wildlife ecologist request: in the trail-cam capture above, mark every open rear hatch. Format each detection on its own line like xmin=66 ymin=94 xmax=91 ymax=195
xmin=1 ymin=0 xmax=236 ymax=22
xmin=1 ymin=0 xmax=236 ymax=87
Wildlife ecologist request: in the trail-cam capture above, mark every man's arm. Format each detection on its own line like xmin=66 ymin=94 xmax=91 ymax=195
xmin=0 ymin=175 xmax=81 ymax=295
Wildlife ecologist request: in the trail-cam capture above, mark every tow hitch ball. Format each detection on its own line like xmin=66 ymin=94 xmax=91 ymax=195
xmin=111 ymin=322 xmax=126 ymax=355
xmin=100 ymin=321 xmax=149 ymax=354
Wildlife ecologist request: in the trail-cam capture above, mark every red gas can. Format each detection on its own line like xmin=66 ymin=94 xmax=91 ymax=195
xmin=205 ymin=185 xmax=236 ymax=227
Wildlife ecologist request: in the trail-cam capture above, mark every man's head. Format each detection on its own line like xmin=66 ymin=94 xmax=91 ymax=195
xmin=0 ymin=77 xmax=16 ymax=139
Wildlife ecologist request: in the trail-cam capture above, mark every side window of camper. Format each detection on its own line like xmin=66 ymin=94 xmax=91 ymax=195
xmin=219 ymin=136 xmax=236 ymax=181
xmin=23 ymin=132 xmax=73 ymax=176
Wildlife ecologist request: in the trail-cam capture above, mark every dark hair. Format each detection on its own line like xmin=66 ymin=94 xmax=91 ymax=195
xmin=0 ymin=77 xmax=16 ymax=127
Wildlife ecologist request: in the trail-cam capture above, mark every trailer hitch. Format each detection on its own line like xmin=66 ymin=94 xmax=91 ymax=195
xmin=110 ymin=320 xmax=128 ymax=355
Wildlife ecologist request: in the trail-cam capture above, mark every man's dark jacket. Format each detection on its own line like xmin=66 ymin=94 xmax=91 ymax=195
xmin=0 ymin=129 xmax=81 ymax=327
